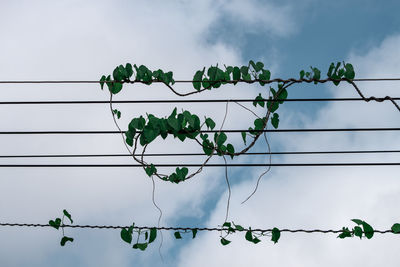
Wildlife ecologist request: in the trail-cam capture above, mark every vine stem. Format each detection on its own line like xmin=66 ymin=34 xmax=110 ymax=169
xmin=222 ymin=155 xmax=231 ymax=223
xmin=109 ymin=93 xmax=165 ymax=258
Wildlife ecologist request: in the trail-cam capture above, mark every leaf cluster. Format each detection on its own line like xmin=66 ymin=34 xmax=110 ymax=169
xmin=120 ymin=224 xmax=158 ymax=251
xmin=219 ymin=222 xmax=281 ymax=246
xmin=338 ymin=219 xmax=374 ymax=239
xmin=100 ymin=61 xmax=355 ymax=183
xmin=192 ymin=60 xmax=271 ymax=91
xmin=100 ymin=64 xmax=174 ymax=95
xmin=327 ymin=62 xmax=355 ymax=85
xmin=49 ymin=209 xmax=74 ymax=246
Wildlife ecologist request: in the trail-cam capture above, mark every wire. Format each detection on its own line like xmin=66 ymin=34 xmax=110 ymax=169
xmin=1 ymin=77 xmax=400 ymax=84
xmin=0 ymin=97 xmax=399 ymax=105
xmin=0 ymin=163 xmax=399 ymax=167
xmin=1 ymin=149 xmax=399 ymax=158
xmin=0 ymin=222 xmax=394 ymax=234
xmin=0 ymin=128 xmax=399 ymax=135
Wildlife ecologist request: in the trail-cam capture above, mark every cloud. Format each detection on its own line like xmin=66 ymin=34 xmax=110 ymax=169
xmin=177 ymin=35 xmax=400 ymax=267
xmin=0 ymin=0 xmax=298 ymax=266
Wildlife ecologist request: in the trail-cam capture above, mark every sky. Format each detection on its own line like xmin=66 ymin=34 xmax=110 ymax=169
xmin=0 ymin=0 xmax=399 ymax=266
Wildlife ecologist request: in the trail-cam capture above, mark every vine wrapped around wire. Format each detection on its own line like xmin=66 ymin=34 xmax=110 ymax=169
xmin=100 ymin=61 xmax=360 ymax=184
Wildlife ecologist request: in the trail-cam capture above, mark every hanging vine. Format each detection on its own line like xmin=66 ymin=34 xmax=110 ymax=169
xmin=42 ymin=60 xmax=400 ymax=250
xmin=99 ymin=61 xmax=358 ymax=184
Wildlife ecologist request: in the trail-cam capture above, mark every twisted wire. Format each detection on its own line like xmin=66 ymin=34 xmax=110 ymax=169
xmin=0 ymin=222 xmax=394 ymax=234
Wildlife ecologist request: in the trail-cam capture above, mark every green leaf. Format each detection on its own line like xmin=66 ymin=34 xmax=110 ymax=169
xmin=113 ymin=66 xmax=123 ymax=81
xmin=338 ymin=227 xmax=352 ymax=239
xmin=245 ymin=230 xmax=253 ymax=242
xmin=241 ymin=131 xmax=246 ymax=145
xmin=327 ymin=63 xmax=335 ymax=77
xmin=249 ymin=60 xmax=256 ymax=70
xmin=125 ymin=63 xmax=133 ymax=78
xmin=277 ymin=88 xmax=288 ymax=102
xmin=167 ymin=117 xmax=180 ymax=132
xmin=254 ymin=118 xmax=264 ymax=130
xmin=255 ymin=62 xmax=264 ymax=72
xmin=344 ymin=63 xmax=355 ymax=79
xmin=351 ymin=219 xmax=364 ymax=225
xmin=205 ymin=118 xmax=216 ymax=130
xmin=60 ymin=236 xmax=74 ymax=246
xmin=391 ymin=223 xmax=400 ymax=234
xmin=145 ymin=164 xmax=157 ymax=177
xmin=240 ymin=66 xmax=249 ymax=78
xmin=362 ymin=221 xmax=374 ymax=239
xmin=182 ymin=111 xmax=194 ymax=127
xmin=271 ymin=227 xmax=280 ymax=244
xmin=129 ymin=117 xmax=145 ymax=130
xmin=63 ymin=210 xmax=73 ymax=224
xmin=111 ymin=82 xmax=123 ymax=94
xmin=271 ymin=113 xmax=279 ymax=129
xmin=174 ymin=231 xmax=182 ymax=239
xmin=121 ymin=228 xmax=133 ymax=244
xmin=252 ymin=237 xmax=261 ymax=244
xmin=353 ymin=226 xmax=363 ymax=239
xmin=299 ymin=70 xmax=305 ymax=79
xmin=214 ymin=132 xmax=227 ymax=147
xmin=311 ymin=67 xmax=321 ymax=84
xmin=202 ymin=77 xmax=210 ymax=89
xmin=226 ymin=143 xmax=235 ymax=159
xmin=113 ymin=109 xmax=121 ymax=119
xmin=220 ymin=237 xmax=231 ymax=246
xmin=267 ymin=99 xmax=279 ymax=113
xmin=193 ymin=68 xmax=205 ymax=90
xmin=176 ymin=167 xmax=189 ymax=181
xmin=192 ymin=229 xmax=198 ymax=239
xmin=148 ymin=228 xmax=157 ymax=244
xmin=233 ymin=67 xmax=241 ymax=84
xmin=234 ymin=224 xmax=244 ymax=231
xmin=222 ymin=222 xmax=231 ymax=228
xmin=258 ymin=69 xmax=271 ymax=86
xmin=202 ymin=140 xmax=214 ymax=156
xmin=253 ymin=93 xmax=265 ymax=107
xmin=49 ymin=218 xmax=61 ymax=230
xmin=143 ymin=127 xmax=159 ymax=144
xmin=133 ymin=243 xmax=148 ymax=251
xmin=100 ymin=75 xmax=106 ymax=90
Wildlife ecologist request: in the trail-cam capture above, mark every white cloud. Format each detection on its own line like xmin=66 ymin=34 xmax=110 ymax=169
xmin=0 ymin=0 xmax=297 ymax=266
xmin=177 ymin=35 xmax=400 ymax=266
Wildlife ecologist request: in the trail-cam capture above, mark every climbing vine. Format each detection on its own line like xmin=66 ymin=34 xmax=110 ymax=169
xmin=49 ymin=209 xmax=74 ymax=246
xmin=46 ymin=210 xmax=400 ymax=250
xmin=43 ymin=60 xmax=400 ymax=250
xmin=99 ymin=61 xmax=356 ymax=183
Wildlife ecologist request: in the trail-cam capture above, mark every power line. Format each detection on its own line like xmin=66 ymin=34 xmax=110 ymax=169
xmin=0 ymin=163 xmax=399 ymax=167
xmin=1 ymin=77 xmax=400 ymax=84
xmin=1 ymin=149 xmax=399 ymax=158
xmin=0 ymin=97 xmax=399 ymax=105
xmin=0 ymin=222 xmax=394 ymax=234
xmin=0 ymin=128 xmax=399 ymax=135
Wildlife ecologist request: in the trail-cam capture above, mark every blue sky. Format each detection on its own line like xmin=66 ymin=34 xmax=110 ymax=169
xmin=0 ymin=1 xmax=399 ymax=266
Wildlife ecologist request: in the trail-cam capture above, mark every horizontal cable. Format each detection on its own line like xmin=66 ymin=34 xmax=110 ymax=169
xmin=0 ymin=163 xmax=399 ymax=167
xmin=0 ymin=97 xmax=399 ymax=105
xmin=0 ymin=222 xmax=394 ymax=234
xmin=1 ymin=77 xmax=400 ymax=84
xmin=1 ymin=149 xmax=399 ymax=158
xmin=0 ymin=128 xmax=399 ymax=135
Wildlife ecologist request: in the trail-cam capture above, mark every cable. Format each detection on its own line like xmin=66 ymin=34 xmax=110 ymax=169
xmin=0 ymin=97 xmax=399 ymax=105
xmin=0 ymin=128 xmax=399 ymax=135
xmin=1 ymin=149 xmax=399 ymax=158
xmin=1 ymin=77 xmax=400 ymax=84
xmin=0 ymin=163 xmax=399 ymax=167
xmin=0 ymin=222 xmax=394 ymax=234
